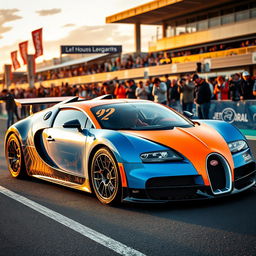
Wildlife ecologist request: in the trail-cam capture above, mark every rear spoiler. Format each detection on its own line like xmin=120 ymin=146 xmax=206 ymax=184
xmin=15 ymin=96 xmax=79 ymax=115
xmin=14 ymin=94 xmax=113 ymax=115
xmin=14 ymin=96 xmax=79 ymax=106
xmin=14 ymin=94 xmax=113 ymax=106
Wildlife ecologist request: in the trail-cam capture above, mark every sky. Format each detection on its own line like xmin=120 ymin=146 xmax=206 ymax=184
xmin=0 ymin=0 xmax=158 ymax=72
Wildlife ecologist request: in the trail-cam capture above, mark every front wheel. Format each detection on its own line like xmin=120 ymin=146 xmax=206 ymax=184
xmin=91 ymin=148 xmax=122 ymax=205
xmin=5 ymin=133 xmax=27 ymax=178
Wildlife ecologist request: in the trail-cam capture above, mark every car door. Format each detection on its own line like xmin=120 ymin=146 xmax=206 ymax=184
xmin=42 ymin=108 xmax=90 ymax=175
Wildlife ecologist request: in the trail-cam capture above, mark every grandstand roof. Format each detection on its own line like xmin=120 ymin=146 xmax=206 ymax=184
xmin=106 ymin=0 xmax=234 ymax=25
xmin=37 ymin=54 xmax=107 ymax=73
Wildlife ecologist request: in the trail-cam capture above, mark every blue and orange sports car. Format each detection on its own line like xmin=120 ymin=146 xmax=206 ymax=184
xmin=4 ymin=95 xmax=256 ymax=204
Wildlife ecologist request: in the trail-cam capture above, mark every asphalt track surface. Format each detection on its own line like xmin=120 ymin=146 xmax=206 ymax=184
xmin=0 ymin=119 xmax=255 ymax=256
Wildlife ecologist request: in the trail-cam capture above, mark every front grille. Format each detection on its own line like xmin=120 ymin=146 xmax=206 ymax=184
xmin=146 ymin=176 xmax=198 ymax=188
xmin=145 ymin=175 xmax=205 ymax=200
xmin=234 ymin=162 xmax=256 ymax=180
xmin=146 ymin=187 xmax=206 ymax=200
xmin=207 ymin=154 xmax=232 ymax=195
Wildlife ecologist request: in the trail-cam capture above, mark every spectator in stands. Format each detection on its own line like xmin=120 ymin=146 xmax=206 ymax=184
xmin=90 ymin=83 xmax=101 ymax=98
xmin=179 ymin=74 xmax=195 ymax=113
xmin=114 ymin=81 xmax=126 ymax=99
xmin=145 ymin=78 xmax=154 ymax=101
xmin=135 ymin=81 xmax=149 ymax=100
xmin=164 ymin=75 xmax=171 ymax=104
xmin=125 ymin=79 xmax=137 ymax=99
xmin=152 ymin=78 xmax=167 ymax=105
xmin=159 ymin=52 xmax=172 ymax=65
xmin=10 ymin=89 xmax=21 ymax=119
xmin=169 ymin=79 xmax=181 ymax=112
xmin=0 ymin=89 xmax=18 ymax=128
xmin=241 ymin=71 xmax=255 ymax=100
xmin=102 ymin=82 xmax=113 ymax=97
xmin=207 ymin=77 xmax=215 ymax=99
xmin=214 ymin=76 xmax=229 ymax=100
xmin=193 ymin=74 xmax=212 ymax=119
xmin=229 ymin=73 xmax=243 ymax=101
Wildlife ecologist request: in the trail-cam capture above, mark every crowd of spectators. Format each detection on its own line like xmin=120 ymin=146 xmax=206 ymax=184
xmin=1 ymin=70 xmax=255 ymax=128
xmin=32 ymin=39 xmax=256 ymax=83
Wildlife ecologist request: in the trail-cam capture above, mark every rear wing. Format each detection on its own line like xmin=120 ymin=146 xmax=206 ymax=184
xmin=14 ymin=96 xmax=79 ymax=106
xmin=13 ymin=94 xmax=113 ymax=115
xmin=14 ymin=96 xmax=79 ymax=115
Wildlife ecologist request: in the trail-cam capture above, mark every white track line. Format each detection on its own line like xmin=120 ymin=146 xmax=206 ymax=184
xmin=0 ymin=185 xmax=145 ymax=256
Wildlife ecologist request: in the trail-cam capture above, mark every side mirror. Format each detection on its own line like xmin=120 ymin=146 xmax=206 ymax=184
xmin=183 ymin=111 xmax=194 ymax=119
xmin=63 ymin=119 xmax=82 ymax=132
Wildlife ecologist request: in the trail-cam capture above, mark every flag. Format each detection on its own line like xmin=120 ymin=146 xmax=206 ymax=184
xmin=19 ymin=41 xmax=28 ymax=65
xmin=32 ymin=28 xmax=43 ymax=58
xmin=11 ymin=51 xmax=21 ymax=70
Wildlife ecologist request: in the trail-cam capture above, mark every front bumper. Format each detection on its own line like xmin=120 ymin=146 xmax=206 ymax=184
xmin=122 ymin=163 xmax=256 ymax=203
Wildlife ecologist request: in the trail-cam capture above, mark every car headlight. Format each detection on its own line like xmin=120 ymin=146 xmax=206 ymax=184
xmin=228 ymin=140 xmax=248 ymax=153
xmin=140 ymin=150 xmax=183 ymax=163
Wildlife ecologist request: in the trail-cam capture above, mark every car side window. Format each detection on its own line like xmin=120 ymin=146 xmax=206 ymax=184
xmin=53 ymin=109 xmax=88 ymax=128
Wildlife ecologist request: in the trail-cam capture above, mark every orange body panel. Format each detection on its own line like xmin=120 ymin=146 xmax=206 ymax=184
xmin=122 ymin=123 xmax=234 ymax=186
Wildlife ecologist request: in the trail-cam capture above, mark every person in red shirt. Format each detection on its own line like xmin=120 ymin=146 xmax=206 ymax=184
xmin=114 ymin=81 xmax=126 ymax=99
xmin=214 ymin=76 xmax=229 ymax=100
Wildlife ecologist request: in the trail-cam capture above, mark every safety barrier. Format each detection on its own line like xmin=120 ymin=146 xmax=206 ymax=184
xmin=209 ymin=100 xmax=256 ymax=130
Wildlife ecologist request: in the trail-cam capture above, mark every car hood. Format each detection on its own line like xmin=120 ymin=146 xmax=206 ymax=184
xmin=122 ymin=123 xmax=234 ymax=185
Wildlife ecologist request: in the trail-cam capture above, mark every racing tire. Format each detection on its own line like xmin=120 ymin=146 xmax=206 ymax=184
xmin=5 ymin=133 xmax=27 ymax=179
xmin=91 ymin=147 xmax=122 ymax=205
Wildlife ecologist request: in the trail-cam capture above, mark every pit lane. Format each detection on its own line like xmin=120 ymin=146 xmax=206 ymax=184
xmin=0 ymin=119 xmax=255 ymax=256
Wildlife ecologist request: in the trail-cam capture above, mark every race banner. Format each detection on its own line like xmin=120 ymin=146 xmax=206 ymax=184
xmin=19 ymin=41 xmax=28 ymax=64
xmin=11 ymin=51 xmax=21 ymax=70
xmin=32 ymin=28 xmax=43 ymax=58
xmin=191 ymin=100 xmax=256 ymax=130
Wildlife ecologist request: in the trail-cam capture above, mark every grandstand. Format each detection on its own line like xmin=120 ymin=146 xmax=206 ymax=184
xmin=2 ymin=0 xmax=256 ymax=89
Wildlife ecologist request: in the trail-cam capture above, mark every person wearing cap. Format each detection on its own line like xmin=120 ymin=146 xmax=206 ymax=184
xmin=229 ymin=73 xmax=243 ymax=101
xmin=152 ymin=78 xmax=167 ymax=105
xmin=179 ymin=75 xmax=195 ymax=113
xmin=241 ymin=71 xmax=255 ymax=99
xmin=193 ymin=74 xmax=212 ymax=119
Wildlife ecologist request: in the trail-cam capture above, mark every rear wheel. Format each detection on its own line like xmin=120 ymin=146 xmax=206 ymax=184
xmin=91 ymin=148 xmax=122 ymax=205
xmin=5 ymin=134 xmax=27 ymax=178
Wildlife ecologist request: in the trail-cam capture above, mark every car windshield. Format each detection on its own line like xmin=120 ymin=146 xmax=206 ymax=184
xmin=91 ymin=102 xmax=194 ymax=130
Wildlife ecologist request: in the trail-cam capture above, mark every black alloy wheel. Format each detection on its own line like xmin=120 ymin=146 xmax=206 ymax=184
xmin=91 ymin=147 xmax=122 ymax=205
xmin=6 ymin=134 xmax=27 ymax=178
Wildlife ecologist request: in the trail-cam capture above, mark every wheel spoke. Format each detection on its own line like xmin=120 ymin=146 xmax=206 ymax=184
xmin=96 ymin=157 xmax=104 ymax=170
xmin=100 ymin=155 xmax=106 ymax=169
xmin=92 ymin=151 xmax=120 ymax=201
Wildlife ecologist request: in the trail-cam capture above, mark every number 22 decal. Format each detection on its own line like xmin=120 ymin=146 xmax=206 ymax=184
xmin=96 ymin=108 xmax=115 ymax=120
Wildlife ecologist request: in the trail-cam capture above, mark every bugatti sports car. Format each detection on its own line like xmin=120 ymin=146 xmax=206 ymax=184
xmin=4 ymin=95 xmax=256 ymax=204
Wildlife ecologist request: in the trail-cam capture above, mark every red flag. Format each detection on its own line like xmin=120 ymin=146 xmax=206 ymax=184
xmin=32 ymin=28 xmax=43 ymax=58
xmin=19 ymin=41 xmax=28 ymax=65
xmin=11 ymin=51 xmax=21 ymax=70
